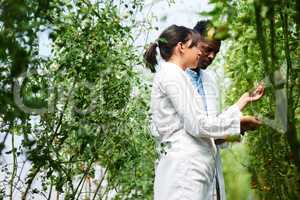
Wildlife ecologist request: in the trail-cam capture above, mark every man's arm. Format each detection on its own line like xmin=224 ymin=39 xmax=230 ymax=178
xmin=215 ymin=115 xmax=262 ymax=145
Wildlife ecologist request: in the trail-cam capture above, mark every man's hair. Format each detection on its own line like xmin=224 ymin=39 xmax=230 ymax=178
xmin=193 ymin=20 xmax=210 ymax=36
xmin=193 ymin=20 xmax=222 ymax=43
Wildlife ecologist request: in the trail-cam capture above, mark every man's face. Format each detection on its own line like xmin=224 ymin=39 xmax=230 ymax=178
xmin=197 ymin=40 xmax=221 ymax=70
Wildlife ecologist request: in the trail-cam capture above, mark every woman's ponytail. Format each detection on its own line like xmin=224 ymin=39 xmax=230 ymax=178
xmin=144 ymin=42 xmax=158 ymax=73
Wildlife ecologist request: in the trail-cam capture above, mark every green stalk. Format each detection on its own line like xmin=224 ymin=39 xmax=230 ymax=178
xmin=9 ymin=127 xmax=17 ymax=200
xmin=22 ymin=166 xmax=41 ymax=200
xmin=92 ymin=168 xmax=108 ymax=200
xmin=280 ymin=1 xmax=300 ymax=173
xmin=254 ymin=1 xmax=270 ymax=75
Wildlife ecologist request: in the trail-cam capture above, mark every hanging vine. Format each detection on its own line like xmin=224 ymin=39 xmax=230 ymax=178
xmin=205 ymin=0 xmax=300 ymax=199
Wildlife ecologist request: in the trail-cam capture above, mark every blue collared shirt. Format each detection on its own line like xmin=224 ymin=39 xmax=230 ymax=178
xmin=186 ymin=68 xmax=208 ymax=113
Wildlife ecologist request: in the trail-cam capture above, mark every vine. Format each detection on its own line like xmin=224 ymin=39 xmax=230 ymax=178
xmin=0 ymin=0 xmax=156 ymax=199
xmin=205 ymin=0 xmax=300 ymax=199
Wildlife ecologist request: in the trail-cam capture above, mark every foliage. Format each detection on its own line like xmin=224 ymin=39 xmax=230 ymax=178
xmin=0 ymin=0 xmax=156 ymax=199
xmin=221 ymin=144 xmax=252 ymax=200
xmin=3 ymin=0 xmax=299 ymax=199
xmin=204 ymin=0 xmax=300 ymax=199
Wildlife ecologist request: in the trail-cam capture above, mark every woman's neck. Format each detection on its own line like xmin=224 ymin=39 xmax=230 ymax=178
xmin=168 ymin=57 xmax=186 ymax=70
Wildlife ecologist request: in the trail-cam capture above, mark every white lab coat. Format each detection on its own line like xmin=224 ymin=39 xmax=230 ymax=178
xmin=150 ymin=62 xmax=241 ymax=200
xmin=201 ymin=69 xmax=227 ymax=200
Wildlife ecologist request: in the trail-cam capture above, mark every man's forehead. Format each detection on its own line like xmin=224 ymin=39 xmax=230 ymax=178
xmin=198 ymin=40 xmax=220 ymax=49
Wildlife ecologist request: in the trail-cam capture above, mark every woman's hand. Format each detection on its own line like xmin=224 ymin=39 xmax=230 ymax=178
xmin=236 ymin=83 xmax=265 ymax=110
xmin=240 ymin=115 xmax=262 ymax=134
xmin=247 ymin=83 xmax=265 ymax=102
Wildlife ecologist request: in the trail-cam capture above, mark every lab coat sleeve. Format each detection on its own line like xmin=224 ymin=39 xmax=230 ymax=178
xmin=161 ymin=70 xmax=241 ymax=139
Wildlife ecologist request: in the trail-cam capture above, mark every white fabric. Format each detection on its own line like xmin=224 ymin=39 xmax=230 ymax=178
xmin=201 ymin=69 xmax=227 ymax=200
xmin=150 ymin=62 xmax=241 ymax=200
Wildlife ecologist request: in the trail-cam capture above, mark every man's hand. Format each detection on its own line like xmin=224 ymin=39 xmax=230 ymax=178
xmin=240 ymin=115 xmax=262 ymax=134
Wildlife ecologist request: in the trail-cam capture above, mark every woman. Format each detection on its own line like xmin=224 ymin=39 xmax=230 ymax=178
xmin=144 ymin=25 xmax=264 ymax=200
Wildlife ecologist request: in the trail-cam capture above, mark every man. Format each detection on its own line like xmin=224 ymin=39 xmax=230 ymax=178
xmin=186 ymin=21 xmax=261 ymax=200
xmin=186 ymin=20 xmax=225 ymax=200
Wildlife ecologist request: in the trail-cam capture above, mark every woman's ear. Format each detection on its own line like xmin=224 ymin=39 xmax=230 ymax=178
xmin=177 ymin=42 xmax=185 ymax=54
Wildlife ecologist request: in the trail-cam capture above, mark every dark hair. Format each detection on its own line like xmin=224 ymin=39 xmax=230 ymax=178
xmin=144 ymin=25 xmax=200 ymax=73
xmin=193 ymin=20 xmax=210 ymax=36
xmin=194 ymin=20 xmax=222 ymax=44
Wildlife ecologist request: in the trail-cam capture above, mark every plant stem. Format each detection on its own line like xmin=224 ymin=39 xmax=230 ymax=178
xmin=73 ymin=160 xmax=94 ymax=199
xmin=280 ymin=2 xmax=300 ymax=173
xmin=47 ymin=184 xmax=53 ymax=200
xmin=9 ymin=129 xmax=17 ymax=200
xmin=22 ymin=166 xmax=41 ymax=200
xmin=92 ymin=168 xmax=108 ymax=200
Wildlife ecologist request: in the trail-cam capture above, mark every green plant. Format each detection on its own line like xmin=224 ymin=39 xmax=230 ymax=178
xmin=0 ymin=1 xmax=156 ymax=199
xmin=204 ymin=0 xmax=300 ymax=199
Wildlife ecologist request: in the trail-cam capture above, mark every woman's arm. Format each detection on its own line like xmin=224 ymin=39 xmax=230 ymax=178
xmin=161 ymin=70 xmax=241 ymax=139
